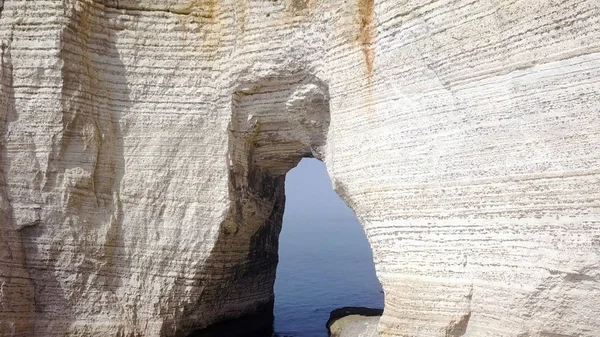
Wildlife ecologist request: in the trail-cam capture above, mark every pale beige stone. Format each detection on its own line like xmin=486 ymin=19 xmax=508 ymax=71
xmin=329 ymin=315 xmax=380 ymax=337
xmin=0 ymin=1 xmax=599 ymax=337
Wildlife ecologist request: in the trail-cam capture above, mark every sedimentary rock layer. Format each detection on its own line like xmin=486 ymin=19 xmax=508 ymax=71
xmin=1 ymin=1 xmax=599 ymax=336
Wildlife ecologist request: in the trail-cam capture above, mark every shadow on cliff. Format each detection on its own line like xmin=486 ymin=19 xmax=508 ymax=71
xmin=163 ymin=160 xmax=286 ymax=337
xmin=0 ymin=31 xmax=36 ymax=336
xmin=165 ymin=72 xmax=331 ymax=337
xmin=17 ymin=3 xmax=129 ymax=334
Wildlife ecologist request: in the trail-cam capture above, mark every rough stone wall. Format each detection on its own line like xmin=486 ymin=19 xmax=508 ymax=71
xmin=0 ymin=1 xmax=599 ymax=337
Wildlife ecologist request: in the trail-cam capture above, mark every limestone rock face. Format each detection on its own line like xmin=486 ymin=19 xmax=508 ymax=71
xmin=329 ymin=316 xmax=380 ymax=337
xmin=1 ymin=1 xmax=599 ymax=337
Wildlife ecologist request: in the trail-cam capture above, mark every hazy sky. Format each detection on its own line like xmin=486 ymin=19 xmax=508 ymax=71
xmin=282 ymin=158 xmax=355 ymax=221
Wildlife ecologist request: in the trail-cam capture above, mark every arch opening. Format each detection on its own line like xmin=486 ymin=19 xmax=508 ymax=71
xmin=274 ymin=158 xmax=383 ymax=337
xmin=184 ymin=73 xmax=381 ymax=337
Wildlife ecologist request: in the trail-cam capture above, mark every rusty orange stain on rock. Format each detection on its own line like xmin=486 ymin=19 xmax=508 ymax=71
xmin=182 ymin=0 xmax=218 ymax=19
xmin=180 ymin=0 xmax=222 ymax=57
xmin=288 ymin=0 xmax=316 ymax=15
xmin=289 ymin=0 xmax=311 ymax=13
xmin=283 ymin=0 xmax=316 ymax=26
xmin=236 ymin=0 xmax=249 ymax=34
xmin=357 ymin=0 xmax=375 ymax=81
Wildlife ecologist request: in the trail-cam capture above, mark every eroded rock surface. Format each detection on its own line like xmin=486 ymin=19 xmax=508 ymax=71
xmin=1 ymin=0 xmax=599 ymax=336
xmin=329 ymin=316 xmax=380 ymax=337
xmin=327 ymin=307 xmax=383 ymax=337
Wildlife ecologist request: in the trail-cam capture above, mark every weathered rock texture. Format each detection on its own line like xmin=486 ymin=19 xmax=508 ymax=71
xmin=329 ymin=316 xmax=380 ymax=337
xmin=1 ymin=0 xmax=599 ymax=336
xmin=327 ymin=307 xmax=383 ymax=337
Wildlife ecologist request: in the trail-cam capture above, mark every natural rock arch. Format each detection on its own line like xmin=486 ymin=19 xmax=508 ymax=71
xmin=1 ymin=1 xmax=599 ymax=337
xmin=165 ymin=72 xmax=335 ymax=336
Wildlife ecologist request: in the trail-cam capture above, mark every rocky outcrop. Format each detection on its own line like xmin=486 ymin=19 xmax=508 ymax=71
xmin=328 ymin=316 xmax=380 ymax=337
xmin=327 ymin=307 xmax=383 ymax=337
xmin=1 ymin=1 xmax=599 ymax=337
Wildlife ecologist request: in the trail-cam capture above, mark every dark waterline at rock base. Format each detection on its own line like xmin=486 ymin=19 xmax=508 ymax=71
xmin=185 ymin=301 xmax=275 ymax=337
xmin=185 ymin=304 xmax=384 ymax=337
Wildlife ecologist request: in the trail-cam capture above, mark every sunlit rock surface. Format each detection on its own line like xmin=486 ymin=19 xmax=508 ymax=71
xmin=327 ymin=307 xmax=382 ymax=337
xmin=329 ymin=316 xmax=379 ymax=337
xmin=1 ymin=1 xmax=599 ymax=336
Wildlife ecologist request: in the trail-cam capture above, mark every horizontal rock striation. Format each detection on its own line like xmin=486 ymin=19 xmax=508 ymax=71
xmin=0 ymin=0 xmax=599 ymax=337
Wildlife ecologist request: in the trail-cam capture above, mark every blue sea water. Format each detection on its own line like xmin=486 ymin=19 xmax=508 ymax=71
xmin=272 ymin=159 xmax=384 ymax=337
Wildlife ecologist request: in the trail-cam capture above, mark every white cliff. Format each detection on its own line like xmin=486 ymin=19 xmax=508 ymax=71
xmin=0 ymin=0 xmax=599 ymax=336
